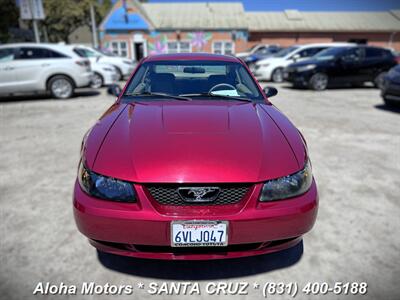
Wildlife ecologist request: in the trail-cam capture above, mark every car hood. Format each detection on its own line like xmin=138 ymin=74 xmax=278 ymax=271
xmin=98 ymin=56 xmax=133 ymax=65
xmin=256 ymin=57 xmax=282 ymax=65
xmin=88 ymin=101 xmax=305 ymax=183
xmin=91 ymin=62 xmax=115 ymax=71
xmin=236 ymin=52 xmax=250 ymax=58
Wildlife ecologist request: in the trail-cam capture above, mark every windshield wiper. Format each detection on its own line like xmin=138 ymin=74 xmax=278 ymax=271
xmin=127 ymin=92 xmax=192 ymax=101
xmin=180 ymin=93 xmax=252 ymax=102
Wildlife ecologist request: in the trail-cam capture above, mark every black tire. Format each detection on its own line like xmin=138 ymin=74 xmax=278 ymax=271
xmin=374 ymin=72 xmax=386 ymax=89
xmin=309 ymin=73 xmax=328 ymax=91
xmin=271 ymin=68 xmax=284 ymax=83
xmin=91 ymin=72 xmax=103 ymax=89
xmin=383 ymin=97 xmax=398 ymax=107
xmin=48 ymin=75 xmax=74 ymax=99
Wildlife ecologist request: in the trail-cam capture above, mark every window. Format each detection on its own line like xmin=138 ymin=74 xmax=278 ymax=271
xmin=342 ymin=47 xmax=365 ymax=62
xmin=296 ymin=47 xmax=326 ymax=59
xmin=167 ymin=41 xmax=191 ymax=53
xmin=366 ymin=47 xmax=387 ymax=58
xmin=111 ymin=41 xmax=128 ymax=57
xmin=123 ymin=60 xmax=263 ymax=101
xmin=0 ymin=48 xmax=15 ymax=62
xmin=213 ymin=42 xmax=234 ymax=55
xmin=17 ymin=47 xmax=67 ymax=59
xmin=73 ymin=48 xmax=99 ymax=58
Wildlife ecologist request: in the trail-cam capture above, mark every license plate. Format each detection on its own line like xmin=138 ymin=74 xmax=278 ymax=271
xmin=171 ymin=220 xmax=228 ymax=247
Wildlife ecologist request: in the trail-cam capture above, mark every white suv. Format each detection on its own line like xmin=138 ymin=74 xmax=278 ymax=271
xmin=253 ymin=43 xmax=355 ymax=82
xmin=0 ymin=43 xmax=92 ymax=99
xmin=71 ymin=45 xmax=136 ymax=80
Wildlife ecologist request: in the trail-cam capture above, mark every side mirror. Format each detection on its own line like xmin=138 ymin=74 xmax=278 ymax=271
xmin=263 ymin=86 xmax=278 ymax=98
xmin=107 ymin=84 xmax=122 ymax=97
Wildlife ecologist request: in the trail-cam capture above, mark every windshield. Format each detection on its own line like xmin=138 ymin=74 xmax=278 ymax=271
xmin=95 ymin=48 xmax=116 ymax=57
xmin=122 ymin=60 xmax=263 ymax=101
xmin=274 ymin=46 xmax=299 ymax=58
xmin=73 ymin=47 xmax=99 ymax=58
xmin=247 ymin=45 xmax=259 ymax=52
xmin=314 ymin=47 xmax=351 ymax=60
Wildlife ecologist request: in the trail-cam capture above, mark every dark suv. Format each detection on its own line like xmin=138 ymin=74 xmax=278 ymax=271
xmin=284 ymin=46 xmax=397 ymax=90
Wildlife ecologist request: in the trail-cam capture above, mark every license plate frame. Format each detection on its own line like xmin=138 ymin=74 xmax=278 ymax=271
xmin=170 ymin=220 xmax=228 ymax=247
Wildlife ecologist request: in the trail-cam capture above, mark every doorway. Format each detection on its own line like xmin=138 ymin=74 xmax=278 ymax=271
xmin=133 ymin=42 xmax=144 ymax=61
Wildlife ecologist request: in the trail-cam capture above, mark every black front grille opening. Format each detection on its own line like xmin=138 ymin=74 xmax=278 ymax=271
xmin=93 ymin=237 xmax=300 ymax=255
xmin=146 ymin=184 xmax=251 ymax=206
xmin=133 ymin=243 xmax=263 ymax=255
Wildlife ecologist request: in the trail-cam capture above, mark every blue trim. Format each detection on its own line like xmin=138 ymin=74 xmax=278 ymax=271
xmin=104 ymin=7 xmax=149 ymax=30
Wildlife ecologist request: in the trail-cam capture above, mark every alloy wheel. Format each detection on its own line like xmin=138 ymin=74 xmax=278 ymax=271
xmin=91 ymin=73 xmax=103 ymax=89
xmin=311 ymin=73 xmax=328 ymax=91
xmin=272 ymin=68 xmax=284 ymax=83
xmin=51 ymin=78 xmax=73 ymax=99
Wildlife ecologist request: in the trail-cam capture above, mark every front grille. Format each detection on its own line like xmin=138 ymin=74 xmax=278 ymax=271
xmin=146 ymin=184 xmax=251 ymax=206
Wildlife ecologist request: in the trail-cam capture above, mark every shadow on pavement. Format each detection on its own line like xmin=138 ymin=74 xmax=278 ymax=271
xmin=0 ymin=89 xmax=101 ymax=103
xmin=97 ymin=241 xmax=303 ymax=280
xmin=374 ymin=104 xmax=400 ymax=113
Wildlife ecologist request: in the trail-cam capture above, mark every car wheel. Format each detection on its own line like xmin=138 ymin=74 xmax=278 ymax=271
xmin=114 ymin=67 xmax=123 ymax=81
xmin=91 ymin=72 xmax=103 ymax=89
xmin=309 ymin=73 xmax=328 ymax=91
xmin=374 ymin=72 xmax=386 ymax=89
xmin=48 ymin=75 xmax=74 ymax=99
xmin=383 ymin=97 xmax=398 ymax=107
xmin=271 ymin=68 xmax=284 ymax=83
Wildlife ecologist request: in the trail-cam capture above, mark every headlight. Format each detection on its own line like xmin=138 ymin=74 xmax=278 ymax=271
xmin=296 ymin=64 xmax=316 ymax=72
xmin=259 ymin=63 xmax=269 ymax=68
xmin=78 ymin=161 xmax=136 ymax=202
xmin=259 ymin=160 xmax=313 ymax=201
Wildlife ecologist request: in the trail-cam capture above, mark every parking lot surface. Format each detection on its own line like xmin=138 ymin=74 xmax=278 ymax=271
xmin=0 ymin=84 xmax=399 ymax=300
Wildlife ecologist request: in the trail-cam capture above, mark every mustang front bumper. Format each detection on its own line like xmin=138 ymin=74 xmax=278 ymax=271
xmin=73 ymin=180 xmax=318 ymax=260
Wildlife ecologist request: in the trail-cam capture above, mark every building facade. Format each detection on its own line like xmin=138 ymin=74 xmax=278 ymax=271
xmin=99 ymin=1 xmax=400 ymax=60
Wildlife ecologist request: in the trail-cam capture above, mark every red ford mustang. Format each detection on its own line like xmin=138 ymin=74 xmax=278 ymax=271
xmin=74 ymin=53 xmax=318 ymax=260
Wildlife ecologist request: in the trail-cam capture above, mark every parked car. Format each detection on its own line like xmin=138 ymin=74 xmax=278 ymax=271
xmin=0 ymin=43 xmax=92 ymax=99
xmin=381 ymin=64 xmax=400 ymax=106
xmin=284 ymin=45 xmax=397 ymax=90
xmin=73 ymin=53 xmax=318 ymax=260
xmin=243 ymin=45 xmax=282 ymax=68
xmin=72 ymin=45 xmax=136 ymax=80
xmin=236 ymin=44 xmax=280 ymax=59
xmin=69 ymin=46 xmax=118 ymax=88
xmin=253 ymin=43 xmax=354 ymax=82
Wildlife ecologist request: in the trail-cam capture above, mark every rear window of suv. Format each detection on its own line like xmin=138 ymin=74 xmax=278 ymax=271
xmin=0 ymin=48 xmax=15 ymax=62
xmin=366 ymin=47 xmax=392 ymax=58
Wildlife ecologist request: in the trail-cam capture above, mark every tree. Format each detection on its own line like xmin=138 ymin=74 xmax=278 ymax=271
xmin=42 ymin=0 xmax=111 ymax=43
xmin=0 ymin=0 xmax=19 ymax=43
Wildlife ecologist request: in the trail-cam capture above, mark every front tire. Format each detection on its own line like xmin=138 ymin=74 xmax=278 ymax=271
xmin=271 ymin=68 xmax=284 ymax=83
xmin=383 ymin=97 xmax=398 ymax=107
xmin=48 ymin=75 xmax=74 ymax=99
xmin=374 ymin=72 xmax=386 ymax=89
xmin=91 ymin=72 xmax=103 ymax=89
xmin=114 ymin=67 xmax=123 ymax=81
xmin=309 ymin=73 xmax=328 ymax=91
